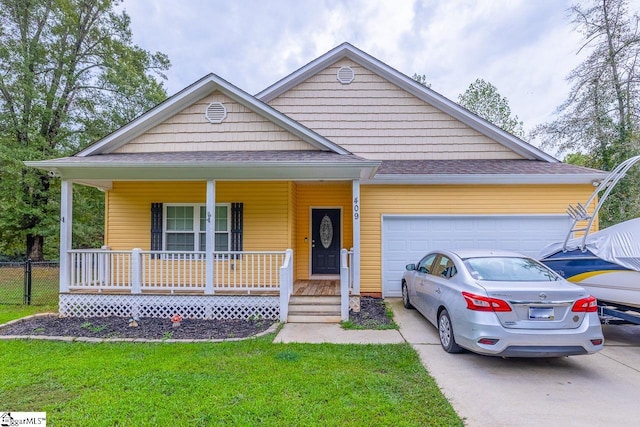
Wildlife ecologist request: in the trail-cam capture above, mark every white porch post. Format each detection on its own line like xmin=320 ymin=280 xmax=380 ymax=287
xmin=59 ymin=180 xmax=72 ymax=293
xmin=131 ymin=248 xmax=142 ymax=294
xmin=352 ymin=179 xmax=361 ymax=295
xmin=205 ymin=180 xmax=216 ymax=294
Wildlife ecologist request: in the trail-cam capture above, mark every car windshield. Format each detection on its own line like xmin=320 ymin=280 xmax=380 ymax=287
xmin=463 ymin=256 xmax=558 ymax=282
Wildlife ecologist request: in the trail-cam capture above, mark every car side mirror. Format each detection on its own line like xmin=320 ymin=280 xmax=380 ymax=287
xmin=405 ymin=263 xmax=416 ymax=271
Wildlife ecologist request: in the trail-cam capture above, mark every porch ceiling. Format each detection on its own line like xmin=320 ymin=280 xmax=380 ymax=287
xmin=25 ymin=150 xmax=381 ymax=187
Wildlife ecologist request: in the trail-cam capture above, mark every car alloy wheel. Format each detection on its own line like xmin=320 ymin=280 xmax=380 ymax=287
xmin=402 ymin=282 xmax=413 ymax=309
xmin=438 ymin=309 xmax=462 ymax=353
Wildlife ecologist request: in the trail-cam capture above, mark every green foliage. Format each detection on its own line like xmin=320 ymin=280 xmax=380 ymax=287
xmin=458 ymin=78 xmax=525 ymax=138
xmin=536 ymin=0 xmax=640 ymax=227
xmin=412 ymin=73 xmax=431 ymax=88
xmin=564 ymin=152 xmax=592 ymax=167
xmin=0 ymin=340 xmax=462 ymax=425
xmin=0 ymin=0 xmax=170 ymax=259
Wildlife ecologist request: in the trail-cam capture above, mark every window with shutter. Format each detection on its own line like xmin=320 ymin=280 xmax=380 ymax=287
xmin=151 ymin=203 xmax=242 ymax=252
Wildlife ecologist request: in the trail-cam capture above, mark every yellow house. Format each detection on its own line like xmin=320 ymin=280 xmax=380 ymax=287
xmin=27 ymin=43 xmax=604 ymax=322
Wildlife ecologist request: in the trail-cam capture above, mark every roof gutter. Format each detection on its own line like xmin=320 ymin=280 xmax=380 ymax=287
xmin=366 ymin=173 xmax=605 ymax=185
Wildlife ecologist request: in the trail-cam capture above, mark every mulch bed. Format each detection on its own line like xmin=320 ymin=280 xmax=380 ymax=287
xmin=0 ymin=316 xmax=274 ymax=340
xmin=0 ymin=297 xmax=391 ymax=340
xmin=350 ymin=297 xmax=394 ymax=328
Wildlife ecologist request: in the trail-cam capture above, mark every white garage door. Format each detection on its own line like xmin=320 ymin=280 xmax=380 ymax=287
xmin=382 ymin=215 xmax=571 ymax=297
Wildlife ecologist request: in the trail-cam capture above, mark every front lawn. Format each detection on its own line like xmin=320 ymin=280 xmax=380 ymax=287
xmin=0 ymin=337 xmax=461 ymax=426
xmin=0 ymin=304 xmax=56 ymax=324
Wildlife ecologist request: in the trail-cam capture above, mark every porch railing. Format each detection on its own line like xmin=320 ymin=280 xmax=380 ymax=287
xmin=67 ymin=249 xmax=290 ymax=294
xmin=69 ymin=250 xmax=132 ymax=291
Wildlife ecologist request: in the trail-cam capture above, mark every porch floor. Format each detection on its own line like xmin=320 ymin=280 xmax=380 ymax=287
xmin=66 ymin=280 xmax=340 ymax=296
xmin=293 ymin=280 xmax=339 ymax=296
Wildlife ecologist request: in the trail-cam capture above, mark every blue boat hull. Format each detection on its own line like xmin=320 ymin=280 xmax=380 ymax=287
xmin=541 ymin=250 xmax=640 ymax=308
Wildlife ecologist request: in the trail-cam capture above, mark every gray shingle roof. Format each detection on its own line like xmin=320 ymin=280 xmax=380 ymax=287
xmin=43 ymin=150 xmax=377 ymax=165
xmin=377 ymin=159 xmax=603 ymax=175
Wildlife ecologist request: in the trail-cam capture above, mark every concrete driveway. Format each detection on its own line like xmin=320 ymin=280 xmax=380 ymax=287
xmin=388 ymin=298 xmax=640 ymax=426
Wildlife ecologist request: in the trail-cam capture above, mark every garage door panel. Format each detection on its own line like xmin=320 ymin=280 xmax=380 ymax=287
xmin=382 ymin=215 xmax=570 ymax=297
xmin=387 ymin=239 xmax=407 ymax=252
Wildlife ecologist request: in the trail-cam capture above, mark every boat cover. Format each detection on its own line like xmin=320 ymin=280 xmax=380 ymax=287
xmin=538 ymin=218 xmax=640 ymax=272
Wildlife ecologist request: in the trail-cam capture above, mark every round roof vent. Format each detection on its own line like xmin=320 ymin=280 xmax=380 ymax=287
xmin=205 ymin=102 xmax=227 ymax=123
xmin=337 ymin=66 xmax=355 ymax=84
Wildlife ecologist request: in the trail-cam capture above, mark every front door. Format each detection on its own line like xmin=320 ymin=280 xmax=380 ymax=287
xmin=311 ymin=208 xmax=341 ymax=275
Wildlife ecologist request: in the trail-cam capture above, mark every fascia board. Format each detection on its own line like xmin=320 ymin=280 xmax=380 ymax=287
xmin=79 ymin=74 xmax=349 ymax=157
xmin=365 ymin=173 xmax=605 ymax=185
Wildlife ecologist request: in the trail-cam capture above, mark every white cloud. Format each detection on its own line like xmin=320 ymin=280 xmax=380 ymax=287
xmin=117 ymin=0 xmax=634 ymax=133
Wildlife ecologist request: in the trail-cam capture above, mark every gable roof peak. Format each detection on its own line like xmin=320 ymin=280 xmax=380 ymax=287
xmin=78 ymin=72 xmax=350 ymax=157
xmin=257 ymin=42 xmax=558 ymax=163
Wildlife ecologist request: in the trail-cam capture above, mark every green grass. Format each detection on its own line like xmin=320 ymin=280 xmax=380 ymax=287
xmin=0 ymin=264 xmax=59 ymax=306
xmin=0 ymin=304 xmax=57 ymax=324
xmin=0 ymin=338 xmax=461 ymax=426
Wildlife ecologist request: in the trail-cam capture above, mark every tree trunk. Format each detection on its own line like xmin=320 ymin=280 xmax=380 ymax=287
xmin=27 ymin=234 xmax=44 ymax=261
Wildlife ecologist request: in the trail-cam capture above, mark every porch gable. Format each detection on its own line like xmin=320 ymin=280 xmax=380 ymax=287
xmin=112 ymin=91 xmax=322 ymax=154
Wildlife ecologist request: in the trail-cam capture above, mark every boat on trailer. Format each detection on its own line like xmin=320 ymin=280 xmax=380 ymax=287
xmin=539 ymin=155 xmax=640 ymax=311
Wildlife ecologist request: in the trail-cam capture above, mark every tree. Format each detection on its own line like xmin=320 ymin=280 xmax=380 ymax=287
xmin=533 ymin=0 xmax=640 ymax=226
xmin=458 ymin=78 xmax=525 ymax=138
xmin=0 ymin=0 xmax=170 ymax=260
xmin=412 ymin=73 xmax=431 ymax=88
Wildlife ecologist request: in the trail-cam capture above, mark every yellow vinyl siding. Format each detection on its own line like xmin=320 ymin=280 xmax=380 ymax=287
xmin=288 ymin=182 xmax=297 ymax=249
xmin=105 ymin=181 xmax=292 ymax=252
xmin=294 ymin=182 xmax=353 ymax=280
xmin=114 ymin=92 xmax=317 ymax=153
xmin=359 ymin=184 xmax=597 ymax=294
xmin=268 ymin=58 xmax=522 ymax=161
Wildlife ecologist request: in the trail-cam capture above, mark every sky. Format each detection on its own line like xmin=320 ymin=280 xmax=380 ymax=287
xmin=117 ymin=0 xmax=637 ymax=138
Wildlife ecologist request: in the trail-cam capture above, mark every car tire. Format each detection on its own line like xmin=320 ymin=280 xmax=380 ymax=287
xmin=402 ymin=281 xmax=414 ymax=309
xmin=438 ymin=309 xmax=463 ymax=353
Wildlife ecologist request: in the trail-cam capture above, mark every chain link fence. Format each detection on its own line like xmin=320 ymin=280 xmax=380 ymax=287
xmin=0 ymin=260 xmax=59 ymax=306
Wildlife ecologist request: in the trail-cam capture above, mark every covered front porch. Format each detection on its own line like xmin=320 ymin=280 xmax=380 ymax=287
xmin=29 ymin=148 xmax=377 ymax=324
xmin=54 ymin=173 xmax=366 ymax=322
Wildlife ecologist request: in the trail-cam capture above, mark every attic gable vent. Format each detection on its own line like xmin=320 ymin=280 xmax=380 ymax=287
xmin=205 ymin=102 xmax=227 ymax=123
xmin=337 ymin=66 xmax=355 ymax=84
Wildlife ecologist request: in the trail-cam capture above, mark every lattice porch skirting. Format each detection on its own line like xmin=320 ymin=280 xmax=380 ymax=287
xmin=59 ymin=294 xmax=280 ymax=320
xmin=349 ymin=295 xmax=360 ymax=312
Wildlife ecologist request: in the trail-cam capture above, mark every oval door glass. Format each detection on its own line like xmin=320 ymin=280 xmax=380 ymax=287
xmin=320 ymin=214 xmax=333 ymax=248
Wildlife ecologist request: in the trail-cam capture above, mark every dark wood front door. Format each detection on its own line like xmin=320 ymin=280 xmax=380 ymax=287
xmin=311 ymin=208 xmax=341 ymax=275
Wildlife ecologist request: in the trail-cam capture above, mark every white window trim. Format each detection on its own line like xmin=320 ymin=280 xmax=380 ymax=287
xmin=164 ymin=203 xmax=231 ymax=252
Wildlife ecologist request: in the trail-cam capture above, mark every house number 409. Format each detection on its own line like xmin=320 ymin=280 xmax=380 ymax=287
xmin=353 ymin=197 xmax=360 ymax=220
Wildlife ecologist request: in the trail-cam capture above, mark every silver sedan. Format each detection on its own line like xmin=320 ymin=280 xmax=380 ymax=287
xmin=401 ymin=249 xmax=604 ymax=357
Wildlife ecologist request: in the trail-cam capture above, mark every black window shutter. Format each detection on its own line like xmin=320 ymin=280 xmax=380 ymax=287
xmin=151 ymin=203 xmax=163 ymax=251
xmin=231 ymin=203 xmax=243 ymax=252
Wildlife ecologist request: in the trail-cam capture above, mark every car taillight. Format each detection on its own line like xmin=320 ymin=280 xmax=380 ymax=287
xmin=462 ymin=292 xmax=512 ymax=312
xmin=572 ymin=295 xmax=598 ymax=312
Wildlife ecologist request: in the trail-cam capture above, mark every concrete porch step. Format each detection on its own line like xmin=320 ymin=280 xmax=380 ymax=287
xmin=287 ymin=295 xmax=342 ymax=323
xmin=287 ymin=314 xmax=343 ymax=323
xmin=289 ymin=295 xmax=340 ymax=305
xmin=289 ymin=304 xmax=340 ymax=316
